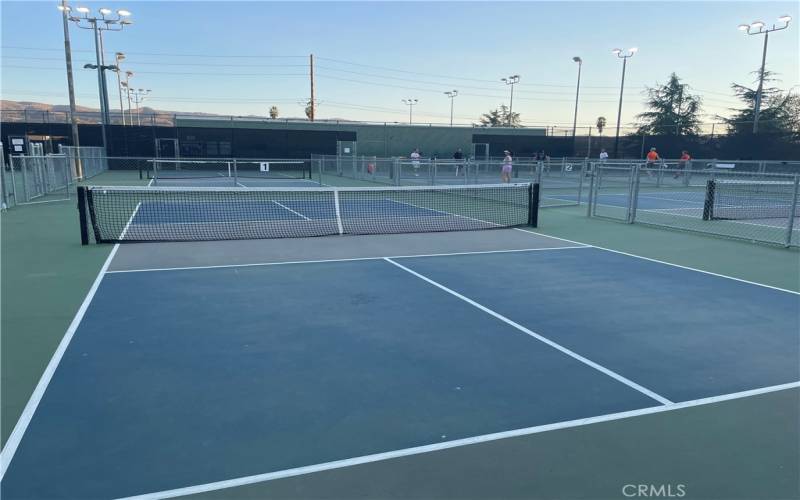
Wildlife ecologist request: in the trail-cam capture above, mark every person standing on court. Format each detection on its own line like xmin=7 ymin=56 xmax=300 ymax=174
xmin=675 ymin=150 xmax=691 ymax=178
xmin=453 ymin=148 xmax=464 ymax=176
xmin=599 ymin=149 xmax=609 ymax=162
xmin=645 ymin=147 xmax=660 ymax=176
xmin=501 ymin=150 xmax=513 ymax=183
xmin=410 ymin=148 xmax=421 ymax=176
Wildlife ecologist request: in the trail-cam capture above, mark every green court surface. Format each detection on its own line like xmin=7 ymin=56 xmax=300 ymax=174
xmin=1 ymin=170 xmax=798 ymax=499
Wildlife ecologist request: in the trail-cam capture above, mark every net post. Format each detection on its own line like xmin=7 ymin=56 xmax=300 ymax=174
xmin=586 ymin=164 xmax=595 ymax=217
xmin=333 ymin=188 xmax=344 ymax=235
xmin=77 ymin=186 xmax=90 ymax=245
xmin=702 ymin=179 xmax=715 ymax=221
xmin=785 ymin=176 xmax=799 ymax=247
xmin=528 ymin=183 xmax=540 ymax=227
xmin=233 ymin=159 xmax=239 ymax=187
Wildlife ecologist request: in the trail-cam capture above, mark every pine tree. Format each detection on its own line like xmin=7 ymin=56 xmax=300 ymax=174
xmin=635 ymin=73 xmax=702 ymax=136
xmin=723 ymin=70 xmax=800 ymax=138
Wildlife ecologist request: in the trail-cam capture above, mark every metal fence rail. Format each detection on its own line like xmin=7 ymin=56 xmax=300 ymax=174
xmin=587 ymin=164 xmax=799 ymax=247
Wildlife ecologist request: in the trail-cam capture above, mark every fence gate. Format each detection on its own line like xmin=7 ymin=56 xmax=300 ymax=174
xmin=471 ymin=143 xmax=489 ymax=162
xmin=156 ymin=138 xmax=179 ymax=158
xmin=336 ymin=140 xmax=357 ymax=176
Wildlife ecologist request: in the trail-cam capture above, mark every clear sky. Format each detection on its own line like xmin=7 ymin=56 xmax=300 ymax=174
xmin=1 ymin=0 xmax=798 ymax=131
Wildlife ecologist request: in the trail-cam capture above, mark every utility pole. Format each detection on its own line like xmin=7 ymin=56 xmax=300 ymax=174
xmin=309 ymin=53 xmax=315 ymax=121
xmin=58 ymin=0 xmax=82 ymax=178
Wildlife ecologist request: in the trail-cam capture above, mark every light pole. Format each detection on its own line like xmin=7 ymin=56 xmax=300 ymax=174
xmin=402 ymin=98 xmax=418 ymax=124
xmin=444 ymin=89 xmax=458 ymax=127
xmin=571 ymin=57 xmax=582 ymax=138
xmin=67 ymin=6 xmax=132 ymax=150
xmin=129 ymin=88 xmax=152 ymax=126
xmin=114 ymin=52 xmax=126 ymax=125
xmin=121 ymin=71 xmax=134 ymax=122
xmin=611 ymin=47 xmax=637 ymax=158
xmin=444 ymin=90 xmax=458 ymax=126
xmin=56 ymin=2 xmax=82 ymax=177
xmin=500 ymin=75 xmax=520 ymax=126
xmin=738 ymin=15 xmax=792 ymax=133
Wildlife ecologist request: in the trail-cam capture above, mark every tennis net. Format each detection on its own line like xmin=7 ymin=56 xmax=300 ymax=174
xmin=78 ymin=183 xmax=538 ymax=244
xmin=703 ymin=179 xmax=800 ymax=221
xmin=147 ymin=159 xmax=312 ymax=181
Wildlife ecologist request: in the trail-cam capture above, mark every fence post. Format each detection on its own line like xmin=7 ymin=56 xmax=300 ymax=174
xmin=19 ymin=156 xmax=30 ymax=202
xmin=785 ymin=176 xmax=799 ymax=247
xmin=629 ymin=164 xmax=641 ymax=224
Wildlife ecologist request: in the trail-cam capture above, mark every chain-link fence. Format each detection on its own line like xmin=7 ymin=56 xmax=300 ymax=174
xmin=587 ymin=164 xmax=799 ymax=247
xmin=8 ymin=155 xmax=73 ymax=204
xmin=312 ymin=154 xmax=585 ymax=209
xmin=59 ymin=146 xmax=109 ymax=180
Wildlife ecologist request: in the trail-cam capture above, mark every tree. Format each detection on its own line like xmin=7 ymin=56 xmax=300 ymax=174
xmin=635 ymin=73 xmax=702 ymax=136
xmin=723 ymin=70 xmax=800 ymax=139
xmin=304 ymin=100 xmax=315 ymax=120
xmin=269 ymin=106 xmax=279 ymax=119
xmin=479 ymin=105 xmax=520 ymax=127
xmin=596 ymin=116 xmax=607 ymax=136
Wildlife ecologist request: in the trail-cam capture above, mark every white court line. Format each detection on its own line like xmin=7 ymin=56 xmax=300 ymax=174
xmin=0 ymin=248 xmax=116 ymax=480
xmin=106 ymin=245 xmax=590 ymax=274
xmin=384 ymin=257 xmax=671 ymax=405
xmin=272 ymin=200 xmax=310 ymax=221
xmin=513 ymin=228 xmax=800 ymax=295
xmin=119 ymin=381 xmax=800 ymax=500
xmin=0 ymin=198 xmax=150 ymax=476
xmin=0 ymin=200 xmax=145 ymax=478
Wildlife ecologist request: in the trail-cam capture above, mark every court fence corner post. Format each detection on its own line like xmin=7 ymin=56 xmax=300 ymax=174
xmin=77 ymin=186 xmax=89 ymax=245
xmin=785 ymin=175 xmax=799 ymax=248
xmin=629 ymin=164 xmax=641 ymax=224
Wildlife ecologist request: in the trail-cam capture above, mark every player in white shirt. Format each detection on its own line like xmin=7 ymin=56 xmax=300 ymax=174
xmin=410 ymin=149 xmax=421 ymax=176
xmin=599 ymin=149 xmax=609 ymax=161
xmin=501 ymin=150 xmax=513 ymax=183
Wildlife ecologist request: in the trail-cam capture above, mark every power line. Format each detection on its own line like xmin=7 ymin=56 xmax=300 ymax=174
xmin=2 ymin=65 xmax=307 ymax=77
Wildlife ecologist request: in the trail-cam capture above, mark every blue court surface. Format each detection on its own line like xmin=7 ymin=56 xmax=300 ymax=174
xmin=1 ymin=231 xmax=798 ymax=499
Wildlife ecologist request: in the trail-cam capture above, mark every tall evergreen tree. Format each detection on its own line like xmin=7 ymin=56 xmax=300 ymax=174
xmin=635 ymin=73 xmax=702 ymax=136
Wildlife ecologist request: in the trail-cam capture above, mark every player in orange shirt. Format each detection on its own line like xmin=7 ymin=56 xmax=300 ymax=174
xmin=675 ymin=150 xmax=691 ymax=179
xmin=645 ymin=147 xmax=660 ymax=176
